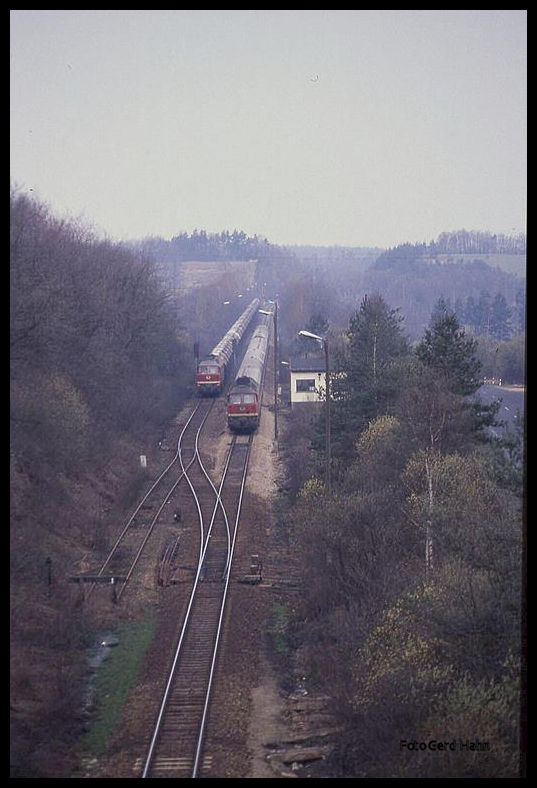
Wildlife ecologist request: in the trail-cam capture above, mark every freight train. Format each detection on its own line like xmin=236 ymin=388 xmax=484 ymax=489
xmin=227 ymin=312 xmax=271 ymax=432
xmin=196 ymin=298 xmax=260 ymax=396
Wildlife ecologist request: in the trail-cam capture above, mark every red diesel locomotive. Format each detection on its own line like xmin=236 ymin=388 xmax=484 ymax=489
xmin=227 ymin=314 xmax=270 ymax=432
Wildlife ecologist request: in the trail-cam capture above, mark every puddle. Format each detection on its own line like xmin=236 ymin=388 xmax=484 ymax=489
xmin=87 ymin=633 xmax=119 ymax=669
xmin=81 ymin=632 xmax=120 ymax=724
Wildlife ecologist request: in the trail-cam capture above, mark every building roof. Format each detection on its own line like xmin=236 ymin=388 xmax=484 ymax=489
xmin=289 ymin=355 xmax=335 ymax=373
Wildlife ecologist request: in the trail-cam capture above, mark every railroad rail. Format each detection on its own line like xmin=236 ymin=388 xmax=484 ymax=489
xmin=141 ymin=433 xmax=252 ymax=778
xmin=139 ymin=314 xmax=273 ymax=777
xmin=78 ymin=307 xmax=273 ymax=605
xmin=75 ymin=308 xmax=274 ymax=778
xmin=81 ymin=398 xmax=216 ymax=602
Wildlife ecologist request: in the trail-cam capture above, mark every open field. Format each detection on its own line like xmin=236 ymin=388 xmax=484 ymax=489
xmin=177 ymin=260 xmax=257 ymax=294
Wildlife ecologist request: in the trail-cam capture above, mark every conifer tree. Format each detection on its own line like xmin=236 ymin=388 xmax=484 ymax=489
xmin=319 ymin=294 xmax=409 ymax=470
xmin=490 ymin=292 xmax=511 ymax=340
xmin=416 ymin=305 xmax=481 ymax=396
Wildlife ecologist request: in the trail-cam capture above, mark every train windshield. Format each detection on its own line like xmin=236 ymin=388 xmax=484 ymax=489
xmin=199 ymin=365 xmax=219 ymax=375
xmin=229 ymin=393 xmax=256 ymax=405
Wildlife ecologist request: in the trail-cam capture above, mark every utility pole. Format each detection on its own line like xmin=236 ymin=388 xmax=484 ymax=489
xmin=324 ymin=338 xmax=331 ymax=491
xmin=273 ymin=300 xmax=278 ymax=442
xmin=45 ymin=556 xmax=52 ymax=597
xmin=298 ymin=330 xmax=331 ymax=491
xmin=260 ymin=302 xmax=279 ymax=443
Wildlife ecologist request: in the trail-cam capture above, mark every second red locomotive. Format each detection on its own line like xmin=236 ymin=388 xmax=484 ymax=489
xmin=227 ymin=313 xmax=271 ymax=432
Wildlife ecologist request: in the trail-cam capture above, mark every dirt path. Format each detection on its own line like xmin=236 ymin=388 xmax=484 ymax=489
xmin=247 ymin=648 xmax=289 ymax=778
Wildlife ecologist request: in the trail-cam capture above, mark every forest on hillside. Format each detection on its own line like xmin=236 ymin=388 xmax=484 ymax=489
xmin=141 ymin=229 xmax=525 ymax=360
xmin=367 ymin=240 xmax=525 ymax=340
xmin=281 ymin=293 xmax=524 ymax=778
xmin=10 ymin=189 xmax=193 ymax=777
xmin=11 ymin=189 xmax=191 ymax=475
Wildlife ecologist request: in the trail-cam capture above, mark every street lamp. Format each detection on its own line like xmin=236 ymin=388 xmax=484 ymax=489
xmin=298 ymin=330 xmax=331 ymax=491
xmin=260 ymin=303 xmax=279 ymax=441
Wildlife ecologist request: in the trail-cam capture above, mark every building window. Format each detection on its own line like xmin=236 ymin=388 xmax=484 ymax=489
xmin=296 ymin=378 xmax=317 ymax=393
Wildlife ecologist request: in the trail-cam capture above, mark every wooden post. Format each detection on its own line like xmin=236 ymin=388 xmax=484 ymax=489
xmin=45 ymin=556 xmax=52 ymax=597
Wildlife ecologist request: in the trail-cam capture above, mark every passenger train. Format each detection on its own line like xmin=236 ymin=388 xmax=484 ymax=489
xmin=227 ymin=312 xmax=271 ymax=432
xmin=196 ymin=298 xmax=260 ymax=396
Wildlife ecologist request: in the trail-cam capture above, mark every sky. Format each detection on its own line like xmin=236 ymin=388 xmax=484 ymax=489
xmin=10 ymin=9 xmax=527 ymax=249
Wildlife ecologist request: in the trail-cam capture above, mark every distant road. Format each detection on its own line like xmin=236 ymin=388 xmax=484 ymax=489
xmin=476 ymin=383 xmax=525 ymax=437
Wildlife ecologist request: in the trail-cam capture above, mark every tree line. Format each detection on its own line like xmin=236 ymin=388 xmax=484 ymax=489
xmin=430 ymin=229 xmax=526 ymax=255
xmin=11 ymin=187 xmax=191 ymax=475
xmin=139 ymin=228 xmax=274 ymax=263
xmin=283 ymin=294 xmax=524 ymax=778
xmin=452 ymin=290 xmax=524 ymax=339
xmin=433 ymin=296 xmax=524 ymax=385
xmin=374 ymin=230 xmax=526 ymax=260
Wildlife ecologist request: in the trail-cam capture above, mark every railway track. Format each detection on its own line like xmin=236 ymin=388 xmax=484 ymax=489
xmin=138 ymin=317 xmax=272 ymax=777
xmin=78 ymin=396 xmax=252 ymax=777
xmin=82 ymin=308 xmax=273 ymax=604
xmin=77 ymin=311 xmax=274 ymax=778
xmin=83 ymin=398 xmax=216 ymax=603
xmin=141 ymin=433 xmax=252 ymax=778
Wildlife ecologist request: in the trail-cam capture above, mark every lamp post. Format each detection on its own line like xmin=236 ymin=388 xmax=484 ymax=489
xmin=260 ymin=303 xmax=278 ymax=442
xmin=273 ymin=300 xmax=278 ymax=441
xmin=298 ymin=330 xmax=331 ymax=491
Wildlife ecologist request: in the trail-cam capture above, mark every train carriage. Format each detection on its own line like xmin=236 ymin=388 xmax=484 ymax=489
xmin=227 ymin=315 xmax=270 ymax=431
xmin=196 ymin=298 xmax=260 ymax=396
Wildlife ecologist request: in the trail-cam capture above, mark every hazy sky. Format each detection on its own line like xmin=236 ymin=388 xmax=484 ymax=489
xmin=10 ymin=10 xmax=526 ymax=249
